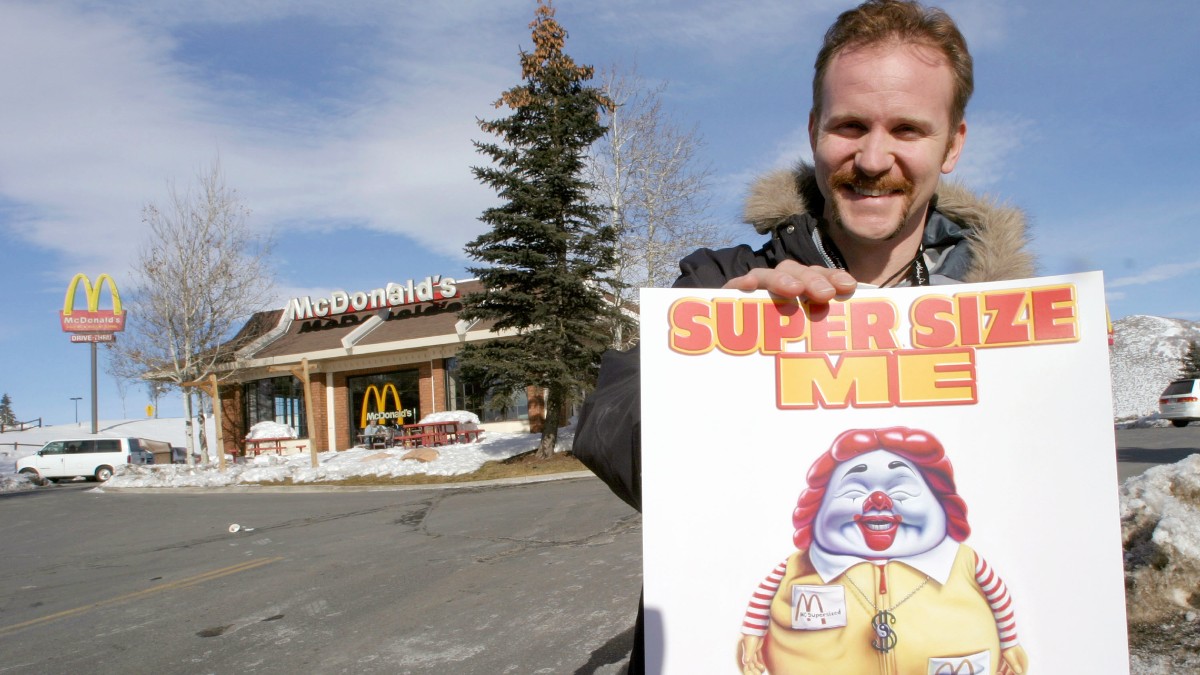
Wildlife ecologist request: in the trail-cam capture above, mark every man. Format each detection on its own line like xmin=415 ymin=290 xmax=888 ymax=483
xmin=363 ymin=420 xmax=385 ymax=448
xmin=738 ymin=428 xmax=1028 ymax=675
xmin=572 ymin=1 xmax=1035 ymax=672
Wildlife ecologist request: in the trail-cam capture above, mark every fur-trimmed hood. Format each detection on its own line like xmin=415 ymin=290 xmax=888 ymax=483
xmin=742 ymin=163 xmax=1035 ymax=283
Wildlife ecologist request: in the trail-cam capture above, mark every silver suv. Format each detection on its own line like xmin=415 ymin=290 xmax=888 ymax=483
xmin=1159 ymin=379 xmax=1200 ymax=427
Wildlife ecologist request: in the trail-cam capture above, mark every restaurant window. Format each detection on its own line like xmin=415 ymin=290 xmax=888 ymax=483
xmin=243 ymin=376 xmax=308 ymax=437
xmin=444 ymin=357 xmax=529 ymax=423
xmin=347 ymin=370 xmax=421 ymax=439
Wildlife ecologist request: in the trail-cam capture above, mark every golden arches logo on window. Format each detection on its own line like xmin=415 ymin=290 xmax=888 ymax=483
xmin=360 ymin=384 xmax=411 ymax=428
xmin=60 ymin=273 xmax=126 ymax=333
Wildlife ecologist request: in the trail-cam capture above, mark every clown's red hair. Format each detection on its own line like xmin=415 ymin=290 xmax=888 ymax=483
xmin=792 ymin=427 xmax=970 ymax=550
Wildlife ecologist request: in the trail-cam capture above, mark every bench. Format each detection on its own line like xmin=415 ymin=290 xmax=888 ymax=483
xmin=245 ymin=437 xmax=305 ymax=457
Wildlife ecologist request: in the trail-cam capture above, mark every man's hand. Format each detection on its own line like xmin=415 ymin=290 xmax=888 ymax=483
xmin=722 ymin=261 xmax=857 ymax=303
xmin=737 ymin=634 xmax=766 ymax=675
xmin=999 ymin=645 xmax=1029 ymax=675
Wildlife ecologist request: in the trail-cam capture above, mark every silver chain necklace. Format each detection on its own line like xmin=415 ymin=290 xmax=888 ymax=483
xmin=844 ymin=570 xmax=930 ymax=653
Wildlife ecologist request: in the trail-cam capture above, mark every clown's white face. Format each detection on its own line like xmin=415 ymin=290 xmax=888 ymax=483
xmin=813 ymin=449 xmax=947 ymax=558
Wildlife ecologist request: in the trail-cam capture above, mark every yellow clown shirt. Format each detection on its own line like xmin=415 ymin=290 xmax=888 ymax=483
xmin=753 ymin=538 xmax=1013 ymax=675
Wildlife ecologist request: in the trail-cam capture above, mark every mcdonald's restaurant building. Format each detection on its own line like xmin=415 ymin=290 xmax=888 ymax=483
xmin=209 ymin=276 xmax=549 ymax=455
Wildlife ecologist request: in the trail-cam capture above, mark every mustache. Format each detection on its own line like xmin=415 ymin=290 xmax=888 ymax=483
xmin=828 ymin=169 xmax=912 ymax=195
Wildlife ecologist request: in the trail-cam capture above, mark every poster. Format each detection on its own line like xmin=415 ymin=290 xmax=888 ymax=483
xmin=640 ymin=272 xmax=1128 ymax=674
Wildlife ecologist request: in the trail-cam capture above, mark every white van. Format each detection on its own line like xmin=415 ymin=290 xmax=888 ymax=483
xmin=16 ymin=437 xmax=156 ymax=482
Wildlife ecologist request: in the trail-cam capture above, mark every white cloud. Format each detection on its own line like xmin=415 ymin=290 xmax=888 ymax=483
xmin=586 ymin=0 xmax=844 ymax=55
xmin=951 ymin=112 xmax=1035 ymax=190
xmin=0 ymin=1 xmax=520 ymax=283
xmin=9 ymin=0 xmax=1019 ymax=289
xmin=1108 ymin=261 xmax=1200 ymax=290
xmin=939 ymin=0 xmax=1023 ymax=51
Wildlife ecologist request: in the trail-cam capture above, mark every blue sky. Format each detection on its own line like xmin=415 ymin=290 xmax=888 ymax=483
xmin=2 ymin=0 xmax=1198 ymax=425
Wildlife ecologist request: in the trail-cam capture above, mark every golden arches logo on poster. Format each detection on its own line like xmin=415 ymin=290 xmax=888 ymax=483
xmin=60 ymin=273 xmax=126 ymax=334
xmin=933 ymin=661 xmax=978 ymax=675
xmin=791 ymin=593 xmax=825 ymax=625
xmin=359 ymin=384 xmax=414 ymax=428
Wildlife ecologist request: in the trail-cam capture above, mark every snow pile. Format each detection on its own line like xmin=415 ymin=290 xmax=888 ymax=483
xmin=1 ymin=473 xmax=38 ymax=492
xmin=1121 ymin=456 xmax=1200 ymax=672
xmin=1110 ymin=315 xmax=1200 ymax=422
xmin=100 ymin=425 xmax=574 ymax=488
xmin=0 ymin=416 xmax=576 ymax=491
xmin=245 ymin=421 xmax=297 ymax=439
xmin=419 ymin=410 xmax=481 ymax=427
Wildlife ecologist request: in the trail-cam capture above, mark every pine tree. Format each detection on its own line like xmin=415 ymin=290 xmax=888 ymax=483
xmin=0 ymin=393 xmax=16 ymax=427
xmin=459 ymin=0 xmax=621 ymax=459
xmin=1181 ymin=341 xmax=1200 ymax=379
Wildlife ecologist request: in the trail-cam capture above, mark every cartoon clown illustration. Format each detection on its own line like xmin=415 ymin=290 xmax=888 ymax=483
xmin=738 ymin=427 xmax=1029 ymax=675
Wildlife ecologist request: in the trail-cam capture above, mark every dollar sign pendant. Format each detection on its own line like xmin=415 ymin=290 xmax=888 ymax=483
xmin=871 ymin=609 xmax=898 ymax=653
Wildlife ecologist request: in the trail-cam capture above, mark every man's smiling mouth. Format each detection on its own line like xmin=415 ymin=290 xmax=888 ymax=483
xmin=849 ymin=185 xmax=901 ymax=197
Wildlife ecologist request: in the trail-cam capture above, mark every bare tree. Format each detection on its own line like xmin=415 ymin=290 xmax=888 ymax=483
xmin=587 ymin=66 xmax=733 ymax=347
xmin=111 ymin=370 xmax=129 ymax=419
xmin=147 ymin=380 xmax=169 ymax=417
xmin=107 ymin=160 xmax=274 ymax=464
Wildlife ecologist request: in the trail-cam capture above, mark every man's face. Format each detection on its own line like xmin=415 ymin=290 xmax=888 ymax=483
xmin=813 ymin=449 xmax=948 ymax=558
xmin=809 ymin=41 xmax=966 ymax=249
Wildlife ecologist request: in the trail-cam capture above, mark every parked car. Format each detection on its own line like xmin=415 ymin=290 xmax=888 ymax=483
xmin=1159 ymin=379 xmax=1200 ymax=427
xmin=17 ymin=437 xmax=156 ymax=483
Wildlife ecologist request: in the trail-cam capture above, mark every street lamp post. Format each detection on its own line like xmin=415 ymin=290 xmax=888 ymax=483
xmin=70 ymin=397 xmax=82 ymax=426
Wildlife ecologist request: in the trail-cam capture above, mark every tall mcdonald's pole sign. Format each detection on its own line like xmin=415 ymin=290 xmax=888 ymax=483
xmin=61 ymin=273 xmax=126 ymax=335
xmin=61 ymin=273 xmax=127 ymax=434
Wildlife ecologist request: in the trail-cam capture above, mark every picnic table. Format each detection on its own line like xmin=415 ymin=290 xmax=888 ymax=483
xmin=395 ymin=421 xmax=483 ymax=448
xmin=244 ymin=437 xmax=304 ymax=456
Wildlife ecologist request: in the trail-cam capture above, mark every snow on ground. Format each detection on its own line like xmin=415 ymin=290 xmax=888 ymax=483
xmin=1122 ymin=456 xmax=1200 ymax=673
xmin=107 ymin=428 xmax=568 ymax=489
xmin=0 ymin=413 xmax=567 ymax=491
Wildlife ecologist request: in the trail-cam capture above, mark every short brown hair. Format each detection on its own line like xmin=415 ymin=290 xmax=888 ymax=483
xmin=812 ymin=0 xmax=973 ymax=126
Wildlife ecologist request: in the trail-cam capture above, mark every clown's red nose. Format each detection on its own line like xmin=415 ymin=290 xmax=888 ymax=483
xmin=864 ymin=490 xmax=893 ymax=512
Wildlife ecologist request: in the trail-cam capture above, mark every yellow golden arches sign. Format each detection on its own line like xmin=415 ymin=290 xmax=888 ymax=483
xmin=359 ymin=383 xmax=406 ymax=429
xmin=60 ymin=273 xmax=126 ymax=333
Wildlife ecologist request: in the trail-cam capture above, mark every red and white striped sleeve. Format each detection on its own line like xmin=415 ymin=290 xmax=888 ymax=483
xmin=742 ymin=559 xmax=788 ymax=636
xmin=974 ymin=551 xmax=1019 ymax=649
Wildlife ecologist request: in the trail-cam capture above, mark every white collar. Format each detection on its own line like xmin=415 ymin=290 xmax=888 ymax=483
xmin=809 ymin=537 xmax=960 ymax=585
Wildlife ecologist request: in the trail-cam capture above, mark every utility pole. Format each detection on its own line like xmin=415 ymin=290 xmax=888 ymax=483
xmin=90 ymin=342 xmax=98 ymax=434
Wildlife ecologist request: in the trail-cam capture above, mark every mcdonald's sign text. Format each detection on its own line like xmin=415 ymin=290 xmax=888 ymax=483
xmin=288 ymin=275 xmax=458 ymax=321
xmin=360 ymin=384 xmax=414 ymax=428
xmin=70 ymin=333 xmax=116 ymax=343
xmin=60 ymin=273 xmax=126 ymax=333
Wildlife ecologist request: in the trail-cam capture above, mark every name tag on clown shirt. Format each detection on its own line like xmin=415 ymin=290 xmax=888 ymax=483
xmin=639 ymin=273 xmax=1128 ymax=674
